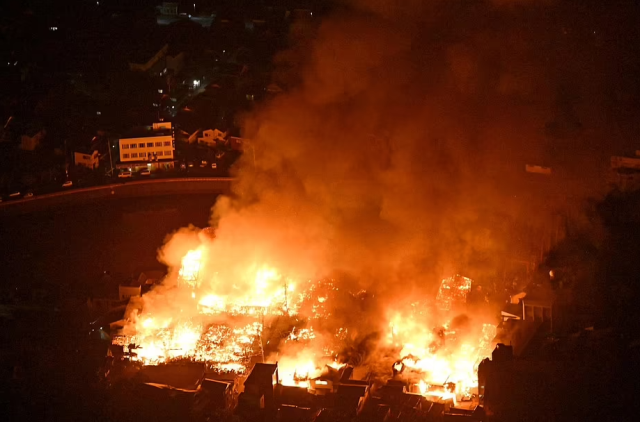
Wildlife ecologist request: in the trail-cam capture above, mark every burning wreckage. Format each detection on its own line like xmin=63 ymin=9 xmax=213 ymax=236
xmin=104 ymin=231 xmax=497 ymax=419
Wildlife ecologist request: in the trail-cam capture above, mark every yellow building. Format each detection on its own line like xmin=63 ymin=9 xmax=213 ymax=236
xmin=118 ymin=123 xmax=175 ymax=171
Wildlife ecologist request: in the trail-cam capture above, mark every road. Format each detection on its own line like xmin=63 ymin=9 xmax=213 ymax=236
xmin=0 ymin=177 xmax=234 ymax=216
xmin=0 ymin=192 xmax=219 ymax=295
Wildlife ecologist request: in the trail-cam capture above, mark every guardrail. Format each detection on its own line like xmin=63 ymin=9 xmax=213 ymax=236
xmin=0 ymin=177 xmax=235 ymax=216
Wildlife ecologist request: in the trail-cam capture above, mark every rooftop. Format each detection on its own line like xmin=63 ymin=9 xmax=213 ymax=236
xmin=135 ymin=362 xmax=205 ymax=391
xmin=121 ymin=126 xmax=173 ymax=139
xmin=245 ymin=362 xmax=278 ymax=387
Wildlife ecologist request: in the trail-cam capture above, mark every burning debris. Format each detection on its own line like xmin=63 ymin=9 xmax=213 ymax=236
xmin=436 ymin=275 xmax=473 ymax=311
xmin=108 ymin=231 xmax=497 ymax=417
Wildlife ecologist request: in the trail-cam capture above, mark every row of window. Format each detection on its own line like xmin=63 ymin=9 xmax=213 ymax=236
xmin=122 ymin=141 xmax=171 ymax=149
xmin=122 ymin=151 xmax=173 ymax=159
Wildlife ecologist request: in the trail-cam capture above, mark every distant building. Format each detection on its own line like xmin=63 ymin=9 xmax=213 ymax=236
xmin=525 ymin=164 xmax=552 ymax=175
xmin=157 ymin=2 xmax=179 ymax=16
xmin=229 ymin=136 xmax=245 ymax=151
xmin=118 ymin=285 xmax=141 ymax=301
xmin=74 ymin=150 xmax=100 ymax=169
xmin=197 ymin=129 xmax=227 ymax=146
xmin=19 ymin=129 xmax=45 ymax=151
xmin=153 ymin=122 xmax=172 ymax=130
xmin=129 ymin=44 xmax=185 ymax=78
xmin=129 ymin=44 xmax=169 ymax=73
xmin=608 ymin=155 xmax=640 ymax=191
xmin=118 ymin=123 xmax=175 ymax=171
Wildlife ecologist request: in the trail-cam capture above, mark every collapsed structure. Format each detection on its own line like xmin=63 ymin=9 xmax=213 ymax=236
xmin=104 ymin=229 xmax=498 ymax=420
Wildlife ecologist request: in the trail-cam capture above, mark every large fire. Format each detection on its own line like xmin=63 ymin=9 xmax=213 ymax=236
xmin=114 ymin=238 xmax=496 ymax=404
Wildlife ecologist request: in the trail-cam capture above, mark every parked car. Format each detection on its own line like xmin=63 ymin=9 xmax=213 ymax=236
xmin=9 ymin=191 xmax=21 ymax=198
xmin=118 ymin=171 xmax=132 ymax=178
xmin=139 ymin=168 xmax=151 ymax=176
xmin=211 ymin=163 xmax=217 ymax=169
xmin=200 ymin=160 xmax=208 ymax=168
xmin=24 ymin=191 xmax=34 ymax=198
xmin=62 ymin=180 xmax=73 ymax=188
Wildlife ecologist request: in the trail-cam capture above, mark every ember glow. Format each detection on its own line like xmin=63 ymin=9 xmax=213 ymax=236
xmin=115 ymin=234 xmax=497 ymax=402
xmin=390 ymin=319 xmax=496 ymax=401
xmin=178 ymin=249 xmax=203 ymax=287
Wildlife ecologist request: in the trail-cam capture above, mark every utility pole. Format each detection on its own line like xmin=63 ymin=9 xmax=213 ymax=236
xmin=107 ymin=138 xmax=114 ymax=177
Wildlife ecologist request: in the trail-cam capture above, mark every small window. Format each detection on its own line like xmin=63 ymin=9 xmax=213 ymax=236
xmin=130 ymin=144 xmax=137 ymax=149
xmin=123 ymin=153 xmax=130 ymax=159
xmin=139 ymin=152 xmax=146 ymax=158
xmin=122 ymin=144 xmax=129 ymax=149
xmin=139 ymin=143 xmax=145 ymax=148
xmin=155 ymin=142 xmax=162 ymax=147
xmin=164 ymin=150 xmax=172 ymax=156
xmin=163 ymin=141 xmax=170 ymax=146
xmin=147 ymin=142 xmax=153 ymax=147
xmin=131 ymin=153 xmax=138 ymax=158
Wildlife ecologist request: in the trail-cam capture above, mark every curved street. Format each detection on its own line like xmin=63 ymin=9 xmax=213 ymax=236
xmin=0 ymin=177 xmax=234 ymax=216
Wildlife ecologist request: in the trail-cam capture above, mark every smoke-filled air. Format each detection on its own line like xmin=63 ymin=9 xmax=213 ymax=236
xmin=118 ymin=0 xmax=608 ymax=400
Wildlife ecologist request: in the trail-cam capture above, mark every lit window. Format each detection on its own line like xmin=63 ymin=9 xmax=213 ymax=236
xmin=155 ymin=142 xmax=162 ymax=147
xmin=122 ymin=144 xmax=129 ymax=149
xmin=163 ymin=141 xmax=170 ymax=146
xmin=147 ymin=142 xmax=153 ymax=147
xmin=139 ymin=143 xmax=145 ymax=148
xmin=131 ymin=153 xmax=138 ymax=158
xmin=50 ymin=26 xmax=58 ymax=31
xmin=123 ymin=153 xmax=130 ymax=159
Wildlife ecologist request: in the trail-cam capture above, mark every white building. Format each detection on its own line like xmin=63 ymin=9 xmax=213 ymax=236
xmin=118 ymin=123 xmax=175 ymax=171
xmin=197 ymin=129 xmax=227 ymax=146
xmin=74 ymin=150 xmax=99 ymax=169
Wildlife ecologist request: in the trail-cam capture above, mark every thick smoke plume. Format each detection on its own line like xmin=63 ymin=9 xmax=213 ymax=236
xmin=138 ymin=0 xmax=626 ymax=368
xmin=214 ymin=0 xmax=565 ymax=298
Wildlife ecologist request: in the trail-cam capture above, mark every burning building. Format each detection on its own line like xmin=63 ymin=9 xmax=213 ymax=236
xmin=436 ymin=275 xmax=473 ymax=312
xmin=105 ymin=228 xmax=498 ymax=420
xmin=100 ymin=1 xmax=574 ymax=416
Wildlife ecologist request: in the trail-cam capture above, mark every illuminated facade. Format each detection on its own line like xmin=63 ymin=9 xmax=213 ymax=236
xmin=118 ymin=123 xmax=175 ymax=168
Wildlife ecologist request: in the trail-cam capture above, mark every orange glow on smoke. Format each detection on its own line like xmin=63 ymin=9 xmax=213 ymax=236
xmin=178 ymin=249 xmax=202 ymax=287
xmin=116 ymin=238 xmax=496 ymax=399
